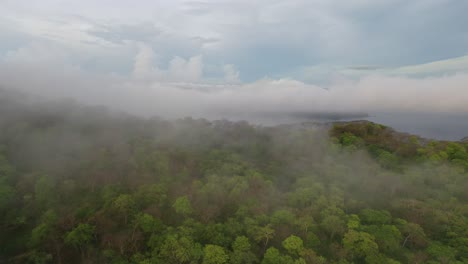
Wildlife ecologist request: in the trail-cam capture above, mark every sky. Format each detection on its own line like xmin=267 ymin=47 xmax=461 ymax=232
xmin=1 ymin=0 xmax=468 ymax=118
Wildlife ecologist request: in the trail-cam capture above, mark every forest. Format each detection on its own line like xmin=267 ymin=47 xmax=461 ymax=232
xmin=0 ymin=89 xmax=467 ymax=264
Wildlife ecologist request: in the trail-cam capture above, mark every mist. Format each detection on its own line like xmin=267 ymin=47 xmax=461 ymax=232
xmin=1 ymin=44 xmax=468 ymax=124
xmin=1 ymin=85 xmax=467 ymax=263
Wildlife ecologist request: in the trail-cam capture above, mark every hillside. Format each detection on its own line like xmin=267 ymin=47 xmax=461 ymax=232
xmin=0 ymin=93 xmax=467 ymax=264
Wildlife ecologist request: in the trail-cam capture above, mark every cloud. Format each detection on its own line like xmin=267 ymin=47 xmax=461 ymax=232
xmin=289 ymin=55 xmax=468 ymax=84
xmin=1 ymin=1 xmax=468 ymax=121
xmin=132 ymin=44 xmax=240 ymax=84
xmin=168 ymin=55 xmax=203 ymax=82
xmin=1 ymin=43 xmax=467 ymax=124
xmin=1 ymin=0 xmax=467 ymax=82
xmin=223 ymin=64 xmax=240 ymax=84
xmin=133 ymin=43 xmax=157 ymax=80
xmin=391 ymin=55 xmax=468 ymax=76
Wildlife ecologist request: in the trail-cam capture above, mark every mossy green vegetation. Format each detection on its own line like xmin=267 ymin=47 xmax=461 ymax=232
xmin=0 ymin=97 xmax=467 ymax=263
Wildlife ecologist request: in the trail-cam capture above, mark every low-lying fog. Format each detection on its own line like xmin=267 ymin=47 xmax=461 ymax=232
xmin=1 ymin=44 xmax=468 ymax=141
xmin=199 ymin=111 xmax=468 ymax=141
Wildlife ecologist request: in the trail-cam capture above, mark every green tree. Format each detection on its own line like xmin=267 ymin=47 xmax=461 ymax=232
xmin=305 ymin=232 xmax=321 ymax=250
xmin=282 ymin=235 xmax=304 ymax=257
xmin=321 ymin=214 xmax=346 ymax=239
xmin=395 ymin=219 xmax=427 ymax=249
xmin=231 ymin=236 xmax=257 ymax=264
xmin=203 ymin=244 xmax=229 ymax=264
xmin=0 ymin=152 xmax=15 ymax=212
xmin=261 ymin=247 xmax=282 ymax=264
xmin=347 ymin=214 xmax=360 ymax=230
xmin=343 ymin=230 xmax=379 ymax=262
xmin=26 ymin=250 xmax=53 ymax=264
xmin=339 ymin=132 xmax=360 ymax=146
xmin=294 ymin=215 xmax=315 ymax=235
xmin=134 ymin=183 xmax=167 ymax=209
xmin=112 ymin=194 xmax=136 ymax=224
xmin=133 ymin=213 xmax=162 ymax=234
xmin=0 ymin=152 xmax=14 ymax=179
xmin=271 ymin=209 xmax=295 ymax=225
xmin=29 ymin=210 xmax=58 ymax=247
xmin=34 ymin=175 xmax=56 ymax=208
xmin=158 ymin=235 xmax=202 ymax=264
xmin=426 ymin=242 xmax=457 ymax=264
xmin=173 ymin=196 xmax=193 ymax=217
xmin=254 ymin=224 xmax=275 ymax=250
xmin=261 ymin=247 xmax=295 ymax=264
xmin=0 ymin=180 xmax=14 ymax=211
xmin=362 ymin=225 xmax=402 ymax=255
xmin=360 ymin=209 xmax=391 ymax=225
xmin=64 ymin=223 xmax=95 ymax=260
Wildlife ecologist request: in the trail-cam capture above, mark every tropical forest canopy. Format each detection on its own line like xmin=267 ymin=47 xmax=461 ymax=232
xmin=0 ymin=89 xmax=467 ymax=264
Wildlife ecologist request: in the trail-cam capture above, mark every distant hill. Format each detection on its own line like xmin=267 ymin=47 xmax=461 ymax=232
xmin=0 ymin=88 xmax=467 ymax=263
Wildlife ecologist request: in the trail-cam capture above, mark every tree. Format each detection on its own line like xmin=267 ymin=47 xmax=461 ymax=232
xmin=305 ymin=232 xmax=321 ymax=250
xmin=262 ymin=247 xmax=284 ymax=264
xmin=254 ymin=224 xmax=275 ymax=250
xmin=321 ymin=214 xmax=346 ymax=239
xmin=294 ymin=215 xmax=316 ymax=235
xmin=347 ymin=214 xmax=360 ymax=230
xmin=426 ymin=242 xmax=457 ymax=264
xmin=343 ymin=230 xmax=378 ymax=262
xmin=362 ymin=225 xmax=402 ymax=255
xmin=64 ymin=223 xmax=95 ymax=260
xmin=134 ymin=184 xmax=167 ymax=209
xmin=0 ymin=180 xmax=14 ymax=211
xmin=29 ymin=210 xmax=58 ymax=247
xmin=158 ymin=235 xmax=202 ymax=264
xmin=203 ymin=244 xmax=229 ymax=264
xmin=288 ymin=187 xmax=317 ymax=209
xmin=25 ymin=250 xmax=53 ymax=264
xmin=0 ymin=152 xmax=15 ymax=212
xmin=360 ymin=209 xmax=391 ymax=225
xmin=0 ymin=152 xmax=14 ymax=179
xmin=395 ymin=219 xmax=427 ymax=249
xmin=339 ymin=132 xmax=360 ymax=146
xmin=231 ymin=236 xmax=257 ymax=264
xmin=271 ymin=209 xmax=295 ymax=225
xmin=133 ymin=213 xmax=162 ymax=234
xmin=261 ymin=247 xmax=295 ymax=264
xmin=173 ymin=196 xmax=193 ymax=217
xmin=34 ymin=175 xmax=56 ymax=208
xmin=112 ymin=194 xmax=136 ymax=224
xmin=232 ymin=236 xmax=250 ymax=252
xmin=282 ymin=235 xmax=304 ymax=257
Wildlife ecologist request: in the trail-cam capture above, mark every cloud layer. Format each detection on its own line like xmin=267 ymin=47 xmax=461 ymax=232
xmin=0 ymin=0 xmax=467 ymax=121
xmin=1 ymin=43 xmax=467 ymax=123
xmin=1 ymin=0 xmax=468 ymax=82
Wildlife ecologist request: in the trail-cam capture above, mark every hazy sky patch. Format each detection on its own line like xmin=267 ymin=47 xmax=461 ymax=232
xmin=0 ymin=0 xmax=467 ymax=118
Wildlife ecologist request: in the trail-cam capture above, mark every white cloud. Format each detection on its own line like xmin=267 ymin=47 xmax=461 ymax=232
xmin=132 ymin=43 xmax=204 ymax=82
xmin=292 ymin=55 xmax=468 ymax=83
xmin=1 ymin=0 xmax=467 ymax=82
xmin=223 ymin=64 xmax=240 ymax=83
xmin=392 ymin=55 xmax=468 ymax=75
xmin=1 ymin=0 xmax=468 ymax=120
xmin=132 ymin=43 xmax=159 ymax=80
xmin=1 ymin=44 xmax=468 ymax=123
xmin=168 ymin=55 xmax=203 ymax=82
xmin=132 ymin=44 xmax=238 ymax=84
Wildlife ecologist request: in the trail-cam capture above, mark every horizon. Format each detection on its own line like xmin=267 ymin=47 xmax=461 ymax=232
xmin=1 ymin=0 xmax=468 ymax=119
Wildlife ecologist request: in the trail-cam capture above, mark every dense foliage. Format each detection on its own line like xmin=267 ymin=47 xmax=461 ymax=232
xmin=0 ymin=92 xmax=467 ymax=263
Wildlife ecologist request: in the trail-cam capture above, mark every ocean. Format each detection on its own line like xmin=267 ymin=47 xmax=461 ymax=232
xmin=365 ymin=112 xmax=468 ymax=141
